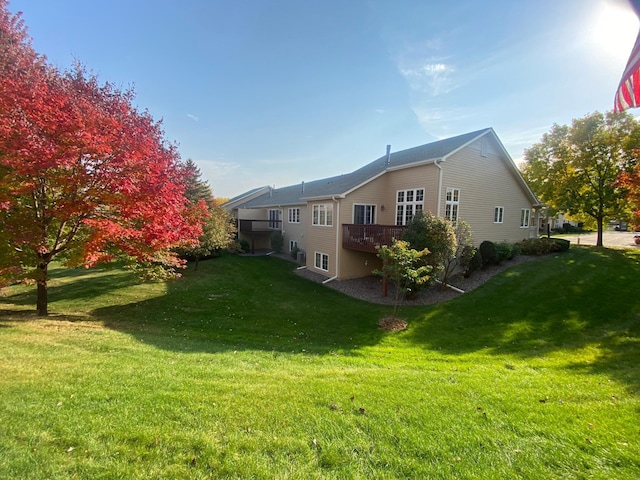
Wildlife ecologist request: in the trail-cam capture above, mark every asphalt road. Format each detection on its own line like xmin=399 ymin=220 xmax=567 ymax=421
xmin=559 ymin=231 xmax=639 ymax=248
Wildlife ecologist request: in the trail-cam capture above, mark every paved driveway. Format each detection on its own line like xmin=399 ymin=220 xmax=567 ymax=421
xmin=561 ymin=231 xmax=639 ymax=248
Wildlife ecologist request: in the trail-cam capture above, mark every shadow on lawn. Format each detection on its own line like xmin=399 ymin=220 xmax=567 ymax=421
xmin=96 ymin=255 xmax=389 ymax=356
xmin=0 ymin=266 xmax=141 ymax=313
xmin=406 ymin=247 xmax=640 ymax=393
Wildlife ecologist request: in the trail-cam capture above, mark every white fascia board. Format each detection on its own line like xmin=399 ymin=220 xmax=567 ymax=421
xmin=300 ymin=194 xmax=345 ymax=202
xmin=385 ymin=158 xmax=438 ymax=172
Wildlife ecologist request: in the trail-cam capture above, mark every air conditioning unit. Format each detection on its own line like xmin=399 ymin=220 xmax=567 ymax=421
xmin=297 ymin=251 xmax=306 ymax=264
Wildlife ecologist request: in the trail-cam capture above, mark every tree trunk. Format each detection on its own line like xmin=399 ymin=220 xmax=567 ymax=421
xmin=596 ymin=216 xmax=604 ymax=247
xmin=36 ymin=262 xmax=49 ymax=316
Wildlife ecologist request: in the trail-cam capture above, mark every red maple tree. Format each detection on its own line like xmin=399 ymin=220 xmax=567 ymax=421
xmin=0 ymin=2 xmax=206 ymax=315
xmin=618 ymin=155 xmax=640 ymax=230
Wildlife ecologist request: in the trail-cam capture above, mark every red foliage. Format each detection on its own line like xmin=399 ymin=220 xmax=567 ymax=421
xmin=0 ymin=2 xmax=206 ymax=290
xmin=618 ymin=158 xmax=640 ymax=229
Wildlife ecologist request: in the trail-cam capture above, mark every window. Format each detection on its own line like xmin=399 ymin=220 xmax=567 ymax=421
xmin=494 ymin=206 xmax=504 ymax=224
xmin=396 ymin=188 xmax=424 ymax=225
xmin=288 ymin=208 xmax=300 ymax=224
xmin=520 ymin=208 xmax=530 ymax=228
xmin=314 ymin=252 xmax=329 ymax=271
xmin=353 ymin=204 xmax=376 ymax=224
xmin=445 ymin=188 xmax=460 ymax=226
xmin=289 ymin=240 xmax=298 ymax=252
xmin=312 ymin=204 xmax=333 ymax=226
xmin=268 ymin=209 xmax=281 ymax=229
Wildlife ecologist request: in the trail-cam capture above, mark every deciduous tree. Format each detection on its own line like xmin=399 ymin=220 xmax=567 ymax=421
xmin=617 ymin=151 xmax=640 ymax=229
xmin=521 ymin=111 xmax=640 ymax=246
xmin=0 ymin=3 xmax=205 ymax=315
xmin=402 ymin=210 xmax=456 ymax=281
xmin=374 ymin=239 xmax=431 ymax=319
xmin=179 ymin=159 xmax=235 ymax=269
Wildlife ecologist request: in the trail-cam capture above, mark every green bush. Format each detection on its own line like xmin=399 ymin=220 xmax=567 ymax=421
xmin=549 ymin=237 xmax=570 ymax=251
xmin=495 ymin=242 xmax=515 ymax=262
xmin=458 ymin=244 xmax=476 ymax=274
xmin=479 ymin=240 xmax=499 ymax=267
xmin=291 ymin=245 xmax=299 ymax=260
xmin=270 ymin=231 xmax=284 ymax=253
xmin=229 ymin=238 xmax=251 ymax=253
xmin=464 ymin=248 xmax=483 ymax=277
xmin=402 ymin=210 xmax=456 ymax=281
xmin=516 ymin=237 xmax=565 ymax=255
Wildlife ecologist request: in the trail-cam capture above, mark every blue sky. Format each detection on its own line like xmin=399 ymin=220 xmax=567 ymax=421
xmin=7 ymin=0 xmax=640 ymax=198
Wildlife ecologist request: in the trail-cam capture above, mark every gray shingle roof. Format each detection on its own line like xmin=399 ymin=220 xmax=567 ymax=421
xmin=238 ymin=128 xmax=492 ymax=208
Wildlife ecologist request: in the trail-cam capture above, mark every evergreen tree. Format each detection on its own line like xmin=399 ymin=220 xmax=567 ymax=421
xmin=179 ymin=159 xmax=235 ymax=269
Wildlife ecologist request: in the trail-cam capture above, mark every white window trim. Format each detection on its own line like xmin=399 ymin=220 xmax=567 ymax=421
xmin=312 ymin=204 xmax=333 ymax=226
xmin=494 ymin=206 xmax=504 ymax=224
xmin=353 ymin=203 xmax=376 ymax=224
xmin=314 ymin=251 xmax=329 ymax=271
xmin=520 ymin=208 xmax=531 ymax=228
xmin=445 ymin=187 xmax=460 ymax=226
xmin=289 ymin=240 xmax=298 ymax=251
xmin=396 ymin=188 xmax=425 ymax=226
xmin=288 ymin=207 xmax=300 ymax=224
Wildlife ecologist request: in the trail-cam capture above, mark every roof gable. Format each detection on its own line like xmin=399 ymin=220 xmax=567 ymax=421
xmin=235 ymin=127 xmax=534 ymax=208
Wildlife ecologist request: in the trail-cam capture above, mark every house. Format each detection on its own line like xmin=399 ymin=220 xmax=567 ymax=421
xmin=223 ymin=128 xmax=543 ymax=281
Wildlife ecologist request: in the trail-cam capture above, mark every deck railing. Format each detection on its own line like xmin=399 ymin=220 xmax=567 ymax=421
xmin=342 ymin=224 xmax=406 ymax=253
xmin=238 ymin=219 xmax=282 ymax=233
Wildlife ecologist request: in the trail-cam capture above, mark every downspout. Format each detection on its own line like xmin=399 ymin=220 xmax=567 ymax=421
xmin=435 ymin=158 xmax=443 ymax=217
xmin=322 ymin=196 xmax=340 ymax=284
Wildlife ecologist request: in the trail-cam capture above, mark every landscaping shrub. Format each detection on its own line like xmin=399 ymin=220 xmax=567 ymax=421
xmin=457 ymin=244 xmax=476 ymax=276
xmin=479 ymin=240 xmax=499 ymax=267
xmin=464 ymin=247 xmax=483 ymax=277
xmin=270 ymin=231 xmax=284 ymax=253
xmin=549 ymin=237 xmax=570 ymax=251
xmin=291 ymin=245 xmax=299 ymax=260
xmin=238 ymin=239 xmax=250 ymax=253
xmin=495 ymin=241 xmax=515 ymax=262
xmin=402 ymin=210 xmax=456 ymax=281
xmin=516 ymin=237 xmax=565 ymax=255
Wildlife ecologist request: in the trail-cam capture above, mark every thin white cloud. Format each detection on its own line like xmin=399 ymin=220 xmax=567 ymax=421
xmin=186 ymin=113 xmax=199 ymax=122
xmin=399 ymin=61 xmax=456 ymax=97
xmin=410 ymin=105 xmax=476 ymax=139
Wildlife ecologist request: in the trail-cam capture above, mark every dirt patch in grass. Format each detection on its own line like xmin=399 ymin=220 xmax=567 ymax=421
xmin=378 ymin=317 xmax=408 ymax=331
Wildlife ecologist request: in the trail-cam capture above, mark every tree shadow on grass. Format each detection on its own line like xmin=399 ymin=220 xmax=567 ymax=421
xmin=405 ymin=247 xmax=640 ymax=393
xmin=95 ymin=255 xmax=389 ymax=356
xmin=0 ymin=265 xmax=142 ymax=313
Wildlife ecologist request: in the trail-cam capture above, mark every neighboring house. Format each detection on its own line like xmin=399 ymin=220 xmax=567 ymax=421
xmin=223 ymin=128 xmax=543 ymax=281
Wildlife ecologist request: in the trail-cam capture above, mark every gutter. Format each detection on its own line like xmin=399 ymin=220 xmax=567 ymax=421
xmin=434 ymin=158 xmax=443 ymax=216
xmin=435 ymin=280 xmax=465 ymax=294
xmin=324 ymin=195 xmax=341 ymax=284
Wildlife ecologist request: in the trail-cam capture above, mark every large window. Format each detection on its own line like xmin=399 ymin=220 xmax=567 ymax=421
xmin=445 ymin=188 xmax=460 ymax=226
xmin=314 ymin=252 xmax=329 ymax=271
xmin=520 ymin=208 xmax=531 ymax=228
xmin=288 ymin=208 xmax=300 ymax=224
xmin=494 ymin=206 xmax=504 ymax=224
xmin=268 ymin=209 xmax=281 ymax=229
xmin=396 ymin=188 xmax=424 ymax=225
xmin=312 ymin=204 xmax=333 ymax=226
xmin=353 ymin=204 xmax=376 ymax=224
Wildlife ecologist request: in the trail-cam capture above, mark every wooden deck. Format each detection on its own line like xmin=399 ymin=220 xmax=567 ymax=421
xmin=342 ymin=224 xmax=406 ymax=253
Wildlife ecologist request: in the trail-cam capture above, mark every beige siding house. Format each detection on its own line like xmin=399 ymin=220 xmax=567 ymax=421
xmin=223 ymin=128 xmax=542 ymax=281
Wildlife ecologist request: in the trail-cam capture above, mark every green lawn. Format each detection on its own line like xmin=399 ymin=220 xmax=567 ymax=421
xmin=1 ymin=247 xmax=639 ymax=479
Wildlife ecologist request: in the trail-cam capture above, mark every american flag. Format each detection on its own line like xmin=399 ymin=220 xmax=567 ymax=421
xmin=614 ymin=0 xmax=640 ymax=112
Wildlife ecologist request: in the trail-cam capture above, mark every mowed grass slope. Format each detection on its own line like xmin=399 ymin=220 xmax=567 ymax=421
xmin=0 ymin=248 xmax=639 ymax=479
